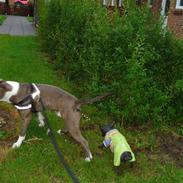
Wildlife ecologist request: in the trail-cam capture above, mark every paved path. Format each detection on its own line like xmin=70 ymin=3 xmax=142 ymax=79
xmin=0 ymin=16 xmax=35 ymax=36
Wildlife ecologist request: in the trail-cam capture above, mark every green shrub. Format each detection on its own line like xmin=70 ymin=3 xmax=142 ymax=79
xmin=39 ymin=0 xmax=183 ymax=125
xmin=0 ymin=15 xmax=6 ymax=25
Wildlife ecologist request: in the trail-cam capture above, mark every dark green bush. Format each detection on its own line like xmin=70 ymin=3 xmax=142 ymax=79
xmin=39 ymin=0 xmax=183 ymax=125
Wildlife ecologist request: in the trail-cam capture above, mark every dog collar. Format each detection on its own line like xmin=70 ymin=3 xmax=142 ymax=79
xmin=14 ymin=83 xmax=40 ymax=111
xmin=15 ymin=104 xmax=32 ymax=110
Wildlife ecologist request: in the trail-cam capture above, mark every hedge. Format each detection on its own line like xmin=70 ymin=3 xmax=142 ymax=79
xmin=39 ymin=0 xmax=183 ymax=125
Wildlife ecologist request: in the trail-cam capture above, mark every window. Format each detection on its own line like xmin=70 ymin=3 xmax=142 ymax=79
xmin=181 ymin=0 xmax=183 ymax=6
xmin=147 ymin=0 xmax=154 ymax=8
xmin=176 ymin=0 xmax=183 ymax=9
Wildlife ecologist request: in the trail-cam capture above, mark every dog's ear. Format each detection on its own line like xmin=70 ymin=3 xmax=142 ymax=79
xmin=99 ymin=125 xmax=106 ymax=136
xmin=0 ymin=79 xmax=4 ymax=83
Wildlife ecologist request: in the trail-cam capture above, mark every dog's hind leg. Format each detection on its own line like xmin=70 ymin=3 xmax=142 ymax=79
xmin=69 ymin=127 xmax=93 ymax=162
xmin=56 ymin=111 xmax=69 ymax=135
xmin=57 ymin=128 xmax=68 ymax=135
xmin=12 ymin=109 xmax=32 ymax=148
xmin=65 ymin=114 xmax=93 ymax=161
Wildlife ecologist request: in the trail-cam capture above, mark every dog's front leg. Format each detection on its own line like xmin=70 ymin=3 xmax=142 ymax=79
xmin=37 ymin=112 xmax=45 ymax=127
xmin=12 ymin=109 xmax=32 ymax=148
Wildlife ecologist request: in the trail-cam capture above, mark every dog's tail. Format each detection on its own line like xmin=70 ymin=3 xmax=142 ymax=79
xmin=73 ymin=92 xmax=112 ymax=111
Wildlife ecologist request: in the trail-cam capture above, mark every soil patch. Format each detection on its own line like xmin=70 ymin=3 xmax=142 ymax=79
xmin=141 ymin=133 xmax=183 ymax=168
xmin=127 ymin=124 xmax=183 ymax=168
xmin=151 ymin=133 xmax=183 ymax=168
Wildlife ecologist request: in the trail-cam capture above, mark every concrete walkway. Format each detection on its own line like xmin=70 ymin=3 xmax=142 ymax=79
xmin=0 ymin=16 xmax=35 ymax=36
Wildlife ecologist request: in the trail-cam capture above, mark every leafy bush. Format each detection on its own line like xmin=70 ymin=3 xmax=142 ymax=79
xmin=39 ymin=0 xmax=183 ymax=125
xmin=0 ymin=15 xmax=6 ymax=25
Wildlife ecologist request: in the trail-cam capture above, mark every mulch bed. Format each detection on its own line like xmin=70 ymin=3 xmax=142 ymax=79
xmin=0 ymin=103 xmax=21 ymax=162
xmin=152 ymin=133 xmax=183 ymax=168
xmin=134 ymin=127 xmax=183 ymax=168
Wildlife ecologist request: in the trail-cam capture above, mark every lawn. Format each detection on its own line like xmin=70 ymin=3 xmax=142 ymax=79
xmin=0 ymin=35 xmax=182 ymax=183
xmin=0 ymin=15 xmax=6 ymax=25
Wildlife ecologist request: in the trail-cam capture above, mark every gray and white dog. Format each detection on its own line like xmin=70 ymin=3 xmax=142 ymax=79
xmin=0 ymin=80 xmax=111 ymax=161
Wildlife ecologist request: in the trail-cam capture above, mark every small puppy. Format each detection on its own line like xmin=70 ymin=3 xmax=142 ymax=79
xmin=0 ymin=79 xmax=111 ymax=161
xmin=99 ymin=123 xmax=135 ymax=169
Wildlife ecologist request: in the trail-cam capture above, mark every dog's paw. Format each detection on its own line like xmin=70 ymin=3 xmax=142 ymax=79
xmin=85 ymin=153 xmax=93 ymax=162
xmin=47 ymin=128 xmax=51 ymax=135
xmin=38 ymin=123 xmax=45 ymax=127
xmin=12 ymin=142 xmax=21 ymax=149
xmin=85 ymin=157 xmax=91 ymax=162
xmin=12 ymin=136 xmax=25 ymax=149
xmin=57 ymin=129 xmax=62 ymax=135
xmin=57 ymin=129 xmax=68 ymax=135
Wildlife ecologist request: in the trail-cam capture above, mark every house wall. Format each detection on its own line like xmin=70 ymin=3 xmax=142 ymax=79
xmin=0 ymin=2 xmax=5 ymax=14
xmin=150 ymin=0 xmax=183 ymax=39
xmin=151 ymin=0 xmax=162 ymax=16
xmin=167 ymin=0 xmax=183 ymax=38
xmin=9 ymin=0 xmax=14 ymax=5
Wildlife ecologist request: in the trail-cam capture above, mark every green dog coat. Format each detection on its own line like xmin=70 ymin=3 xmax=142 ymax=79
xmin=103 ymin=129 xmax=135 ymax=166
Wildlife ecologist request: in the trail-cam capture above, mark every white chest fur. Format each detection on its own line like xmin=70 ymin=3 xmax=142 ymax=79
xmin=0 ymin=81 xmax=20 ymax=103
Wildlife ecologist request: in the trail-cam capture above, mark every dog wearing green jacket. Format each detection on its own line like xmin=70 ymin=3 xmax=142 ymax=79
xmin=99 ymin=123 xmax=135 ymax=168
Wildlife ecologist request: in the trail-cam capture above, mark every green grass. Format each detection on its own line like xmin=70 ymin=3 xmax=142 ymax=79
xmin=0 ymin=35 xmax=183 ymax=183
xmin=0 ymin=15 xmax=6 ymax=25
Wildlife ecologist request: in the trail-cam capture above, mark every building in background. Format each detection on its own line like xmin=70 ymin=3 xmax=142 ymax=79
xmin=0 ymin=0 xmax=33 ymax=16
xmin=167 ymin=0 xmax=183 ymax=38
xmin=0 ymin=0 xmax=5 ymax=14
xmin=102 ymin=0 xmax=183 ymax=39
xmin=148 ymin=0 xmax=183 ymax=38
